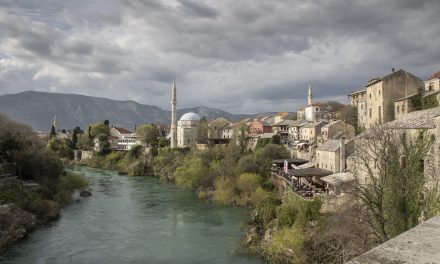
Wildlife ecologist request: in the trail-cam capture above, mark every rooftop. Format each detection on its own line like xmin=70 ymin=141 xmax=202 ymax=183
xmin=316 ymin=139 xmax=347 ymax=152
xmin=321 ymin=172 xmax=355 ymax=186
xmin=180 ymin=112 xmax=201 ymax=121
xmin=347 ymin=215 xmax=440 ymax=264
xmin=288 ymin=167 xmax=332 ymax=177
xmin=302 ymin=122 xmax=324 ymax=128
xmin=348 ymin=89 xmax=367 ymax=96
xmin=273 ymin=120 xmax=296 ymax=126
xmin=112 ymin=126 xmax=133 ymax=134
xmin=288 ymin=120 xmax=308 ymax=128
xmin=394 ymin=92 xmax=419 ymax=102
xmin=428 ymin=70 xmax=440 ymax=80
xmin=322 ymin=120 xmax=343 ymax=129
xmin=383 ymin=107 xmax=440 ymax=129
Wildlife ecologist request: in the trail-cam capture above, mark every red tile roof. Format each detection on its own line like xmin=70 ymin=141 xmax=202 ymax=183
xmin=113 ymin=126 xmax=132 ymax=134
xmin=428 ymin=70 xmax=440 ymax=80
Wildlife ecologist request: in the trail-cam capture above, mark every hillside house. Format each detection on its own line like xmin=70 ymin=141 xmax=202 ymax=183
xmin=248 ymin=120 xmax=272 ymax=135
xmin=299 ymin=122 xmax=326 ymax=142
xmin=321 ymin=120 xmax=355 ymax=142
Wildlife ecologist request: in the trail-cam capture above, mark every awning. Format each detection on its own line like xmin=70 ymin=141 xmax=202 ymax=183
xmin=321 ymin=172 xmax=355 ymax=186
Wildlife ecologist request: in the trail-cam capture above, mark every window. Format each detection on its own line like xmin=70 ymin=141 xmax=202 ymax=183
xmin=419 ymin=159 xmax=424 ymax=172
xmin=369 ymin=94 xmax=371 ymax=99
xmin=361 ymin=104 xmax=363 ymax=110
xmin=402 ymin=104 xmax=405 ymax=112
xmin=316 ymin=108 xmax=319 ymax=111
xmin=378 ymin=106 xmax=381 ymax=120
xmin=369 ymin=108 xmax=372 ymax=118
xmin=397 ymin=106 xmax=400 ymax=113
xmin=378 ymin=90 xmax=381 ymax=95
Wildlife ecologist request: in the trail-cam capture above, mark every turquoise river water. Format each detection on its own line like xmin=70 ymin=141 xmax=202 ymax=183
xmin=0 ymin=166 xmax=263 ymax=264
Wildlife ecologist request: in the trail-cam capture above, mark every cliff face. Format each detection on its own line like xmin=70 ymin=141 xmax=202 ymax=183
xmin=0 ymin=203 xmax=37 ymax=249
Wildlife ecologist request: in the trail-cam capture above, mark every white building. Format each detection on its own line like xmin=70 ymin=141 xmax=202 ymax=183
xmin=177 ymin=112 xmax=201 ymax=148
xmin=110 ymin=126 xmax=138 ymax=151
xmin=304 ymin=85 xmax=323 ymax=122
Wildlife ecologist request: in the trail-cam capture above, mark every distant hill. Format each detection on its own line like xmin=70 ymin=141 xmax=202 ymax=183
xmin=0 ymin=91 xmax=264 ymax=132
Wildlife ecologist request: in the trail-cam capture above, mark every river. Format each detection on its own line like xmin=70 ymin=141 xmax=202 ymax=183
xmin=0 ymin=166 xmax=263 ymax=264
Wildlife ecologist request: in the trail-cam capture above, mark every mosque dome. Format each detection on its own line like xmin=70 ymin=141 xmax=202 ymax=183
xmin=180 ymin=112 xmax=201 ymax=121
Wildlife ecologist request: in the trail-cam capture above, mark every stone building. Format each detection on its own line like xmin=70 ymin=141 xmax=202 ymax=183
xmin=349 ymin=69 xmax=422 ymax=129
xmin=316 ymin=139 xmax=354 ymax=173
xmin=207 ymin=117 xmax=230 ymax=140
xmin=219 ymin=123 xmax=235 ymax=139
xmin=348 ymin=89 xmax=367 ymax=128
xmin=288 ymin=120 xmax=308 ymax=142
xmin=353 ymin=107 xmax=440 ymax=189
xmin=272 ymin=120 xmax=295 ymax=143
xmin=248 ymin=120 xmax=272 ymax=135
xmin=394 ymin=93 xmax=419 ymax=119
xmin=177 ymin=112 xmax=201 ymax=148
xmin=382 ymin=107 xmax=440 ymax=189
xmin=299 ymin=122 xmax=326 ymax=142
xmin=425 ymin=70 xmax=440 ymax=92
xmin=321 ymin=120 xmax=355 ymax=142
xmin=273 ymin=112 xmax=295 ymax=124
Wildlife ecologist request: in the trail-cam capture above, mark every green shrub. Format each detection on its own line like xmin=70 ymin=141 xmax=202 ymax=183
xmin=251 ymin=187 xmax=278 ymax=227
xmin=213 ymin=176 xmax=236 ymax=205
xmin=173 ymin=157 xmax=208 ymax=188
xmin=53 ymin=172 xmax=88 ymax=204
xmin=236 ymin=173 xmax=262 ymax=206
xmin=267 ymin=226 xmax=305 ymax=264
xmin=276 ymin=204 xmax=297 ymax=228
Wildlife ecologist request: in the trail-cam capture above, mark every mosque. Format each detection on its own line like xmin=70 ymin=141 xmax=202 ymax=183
xmin=170 ymin=81 xmax=201 ymax=148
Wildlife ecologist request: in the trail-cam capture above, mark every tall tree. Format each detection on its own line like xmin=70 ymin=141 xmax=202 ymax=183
xmin=136 ymin=124 xmax=159 ymax=147
xmin=49 ymin=125 xmax=57 ymax=138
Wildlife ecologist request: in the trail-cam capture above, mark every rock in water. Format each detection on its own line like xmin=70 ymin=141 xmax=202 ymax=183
xmin=80 ymin=190 xmax=92 ymax=197
xmin=0 ymin=203 xmax=37 ymax=250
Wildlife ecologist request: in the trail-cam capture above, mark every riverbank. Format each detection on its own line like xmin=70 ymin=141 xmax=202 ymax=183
xmin=74 ymin=143 xmax=359 ymax=263
xmin=0 ymin=166 xmax=263 ymax=264
xmin=0 ymin=173 xmax=88 ymax=250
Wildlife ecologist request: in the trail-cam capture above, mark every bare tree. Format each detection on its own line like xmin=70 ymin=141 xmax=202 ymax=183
xmin=353 ymin=126 xmax=433 ymax=243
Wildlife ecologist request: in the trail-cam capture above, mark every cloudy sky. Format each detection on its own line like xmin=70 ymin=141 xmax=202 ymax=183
xmin=0 ymin=0 xmax=439 ymax=113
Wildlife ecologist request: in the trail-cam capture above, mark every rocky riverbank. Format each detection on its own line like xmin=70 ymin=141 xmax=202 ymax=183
xmin=0 ymin=203 xmax=37 ymax=249
xmin=0 ymin=201 xmax=62 ymax=251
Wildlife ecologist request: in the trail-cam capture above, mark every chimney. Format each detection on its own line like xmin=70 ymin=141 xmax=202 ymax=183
xmin=392 ymin=67 xmax=395 ymax=73
xmin=340 ymin=137 xmax=346 ymax=173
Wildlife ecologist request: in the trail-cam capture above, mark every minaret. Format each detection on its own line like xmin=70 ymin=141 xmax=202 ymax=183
xmin=170 ymin=81 xmax=177 ymax=148
xmin=53 ymin=115 xmax=57 ymax=131
xmin=307 ymin=84 xmax=313 ymax=106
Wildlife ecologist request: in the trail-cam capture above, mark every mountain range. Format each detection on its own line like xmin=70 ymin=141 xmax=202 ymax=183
xmin=0 ymin=91 xmax=267 ymax=132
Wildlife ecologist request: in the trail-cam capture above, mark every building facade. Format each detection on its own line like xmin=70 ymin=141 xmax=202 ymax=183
xmin=177 ymin=112 xmax=201 ymax=148
xmin=248 ymin=120 xmax=272 ymax=135
xmin=299 ymin=122 xmax=326 ymax=142
xmin=348 ymin=89 xmax=367 ymax=128
xmin=365 ymin=69 xmax=422 ymax=128
xmin=425 ymin=70 xmax=440 ymax=92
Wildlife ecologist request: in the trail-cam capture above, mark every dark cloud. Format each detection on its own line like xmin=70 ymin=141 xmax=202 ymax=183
xmin=0 ymin=0 xmax=439 ymax=114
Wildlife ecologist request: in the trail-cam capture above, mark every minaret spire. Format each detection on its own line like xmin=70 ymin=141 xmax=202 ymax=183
xmin=307 ymin=84 xmax=313 ymax=106
xmin=53 ymin=115 xmax=57 ymax=131
xmin=170 ymin=80 xmax=177 ymax=148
